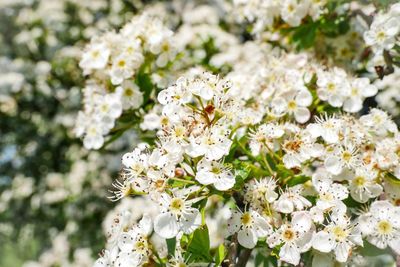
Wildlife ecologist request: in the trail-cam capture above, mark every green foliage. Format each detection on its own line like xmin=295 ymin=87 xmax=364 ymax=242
xmin=186 ymin=225 xmax=213 ymax=263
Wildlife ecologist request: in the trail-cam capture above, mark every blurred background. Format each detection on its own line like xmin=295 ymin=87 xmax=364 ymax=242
xmin=0 ymin=0 xmax=147 ymax=266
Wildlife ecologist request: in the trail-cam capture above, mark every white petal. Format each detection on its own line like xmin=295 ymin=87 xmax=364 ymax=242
xmin=388 ymin=238 xmax=400 ymax=254
xmin=292 ymin=211 xmax=312 ymax=233
xmin=274 ymin=198 xmax=294 ymax=214
xmin=195 ymin=170 xmax=215 ymax=185
xmin=296 ymin=90 xmax=312 ymax=106
xmin=294 ymin=107 xmax=310 ymax=123
xmin=214 ymin=172 xmax=235 ymax=191
xmin=180 ymin=209 xmax=201 ymax=234
xmin=238 ymin=228 xmax=257 ymax=249
xmin=227 ymin=211 xmax=241 ymax=234
xmin=251 ymin=211 xmax=272 ymax=237
xmin=334 ymin=242 xmax=351 ymax=262
xmin=118 ymin=233 xmax=135 ymax=252
xmin=324 ymin=156 xmax=342 ymax=175
xmin=154 ymin=212 xmax=179 ymax=239
xmin=312 ymin=231 xmax=334 ymax=253
xmin=139 ymin=214 xmax=153 ymax=236
xmin=279 ymin=243 xmax=301 ymax=266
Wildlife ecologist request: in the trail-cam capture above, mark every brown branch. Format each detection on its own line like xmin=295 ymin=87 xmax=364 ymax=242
xmin=222 ymin=234 xmax=238 ymax=267
xmin=236 ymin=249 xmax=252 ymax=267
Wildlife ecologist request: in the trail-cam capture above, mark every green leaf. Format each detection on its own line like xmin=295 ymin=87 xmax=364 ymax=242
xmin=186 ymin=226 xmax=213 ymax=262
xmin=291 ymin=22 xmax=318 ymax=50
xmin=286 ymin=175 xmax=310 ymax=187
xmin=360 ymin=241 xmax=392 ymax=256
xmin=275 ymin=164 xmax=294 ymax=179
xmin=254 ymin=253 xmax=278 ymax=267
xmin=385 ymin=172 xmax=400 ymax=184
xmin=166 ymin=238 xmax=176 ymax=257
xmin=135 ymin=69 xmax=154 ymax=103
xmin=214 ymin=244 xmax=226 ymax=266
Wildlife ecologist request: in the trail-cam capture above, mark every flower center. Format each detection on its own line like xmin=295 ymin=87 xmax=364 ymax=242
xmin=283 ymin=229 xmax=295 ymax=241
xmin=211 ymin=166 xmax=221 ymax=174
xmin=118 ymin=60 xmax=126 ymax=67
xmin=241 ymin=212 xmax=253 ymax=226
xmin=154 ymin=179 xmax=165 ymax=190
xmin=377 ymin=220 xmax=393 ymax=234
xmin=134 ymin=239 xmax=148 ymax=252
xmin=131 ymin=163 xmax=144 ymax=174
xmin=342 ymin=151 xmax=352 ymax=162
xmin=161 ymin=116 xmax=169 ymax=126
xmin=327 ymin=83 xmax=336 ymax=92
xmin=124 ymin=88 xmax=134 ymax=97
xmin=288 ymin=100 xmax=297 ymax=111
xmin=332 ymin=226 xmax=348 ymax=241
xmin=377 ymin=31 xmax=386 ymax=41
xmin=351 ymin=87 xmax=359 ymax=96
xmin=170 ymin=198 xmax=184 ymax=214
xmin=353 ymin=176 xmax=366 ymax=187
xmin=91 ymin=50 xmax=100 ymax=58
xmin=174 ymin=126 xmax=186 ymax=138
xmin=100 ymin=104 xmax=110 ymax=113
xmin=284 ymin=140 xmax=302 ymax=152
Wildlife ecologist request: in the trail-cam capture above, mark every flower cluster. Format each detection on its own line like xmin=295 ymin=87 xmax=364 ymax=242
xmin=75 ymin=13 xmax=177 ymax=149
xmin=232 ymin=0 xmax=327 ymax=32
xmin=364 ymin=3 xmax=400 ymax=54
xmin=94 ymin=66 xmax=400 ymax=266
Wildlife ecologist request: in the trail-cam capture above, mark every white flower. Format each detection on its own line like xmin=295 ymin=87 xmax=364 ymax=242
xmin=158 ymin=77 xmax=192 ymax=107
xmin=186 ymin=125 xmax=232 ymax=161
xmin=267 ymin=211 xmax=314 ymax=266
xmin=324 ymin=143 xmax=362 ymax=175
xmin=249 ymin=123 xmax=284 ymax=156
xmin=244 ymin=177 xmax=278 ymax=205
xmin=122 ymin=148 xmax=149 ymax=180
xmin=271 ymin=89 xmax=312 ymax=123
xmin=317 ymin=67 xmax=350 ymax=107
xmin=79 ymin=42 xmax=110 ymax=71
xmin=348 ymin=168 xmax=382 ymax=203
xmin=227 ymin=209 xmax=272 ymax=248
xmin=82 ymin=119 xmax=104 ymax=150
xmin=117 ymin=81 xmax=144 ymax=110
xmin=195 ymin=158 xmax=235 ymax=191
xmin=154 ymin=193 xmax=201 ymax=239
xmin=95 ymin=92 xmax=123 ymax=130
xmin=358 ymin=201 xmax=400 ymax=254
xmin=188 ymin=72 xmax=229 ymax=100
xmin=364 ymin=13 xmax=400 ymax=53
xmin=312 ymin=212 xmax=363 ymax=262
xmin=280 ymin=0 xmax=310 ymax=27
xmin=282 ymin=132 xmax=323 ymax=169
xmin=312 ymin=170 xmax=348 ymax=210
xmin=306 ymin=114 xmax=342 ymax=144
xmin=360 ymin=108 xmax=397 ymax=137
xmin=274 ymin=185 xmax=312 ymax=214
xmin=117 ymin=215 xmax=153 ymax=265
xmin=110 ymin=55 xmax=136 ymax=85
xmin=343 ymin=78 xmax=377 ymax=113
